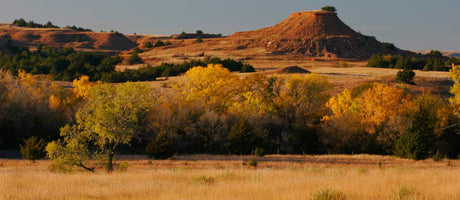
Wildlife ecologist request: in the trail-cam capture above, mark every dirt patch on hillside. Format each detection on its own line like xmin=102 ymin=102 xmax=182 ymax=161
xmin=0 ymin=27 xmax=136 ymax=51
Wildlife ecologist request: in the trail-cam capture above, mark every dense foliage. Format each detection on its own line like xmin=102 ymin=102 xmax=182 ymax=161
xmin=12 ymin=18 xmax=59 ymax=28
xmin=2 ymin=59 xmax=460 ymax=170
xmin=0 ymin=45 xmax=255 ymax=82
xmin=367 ymin=54 xmax=460 ymax=71
xmin=12 ymin=18 xmax=92 ymax=31
xmin=0 ymin=46 xmax=122 ymax=81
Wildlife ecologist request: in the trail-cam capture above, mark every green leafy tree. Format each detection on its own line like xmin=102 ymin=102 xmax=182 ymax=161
xmin=321 ymin=6 xmax=337 ymax=12
xmin=46 ymin=82 xmax=153 ymax=172
xmin=394 ymin=128 xmax=429 ymax=160
xmin=396 ymin=69 xmax=415 ymax=85
xmin=127 ymin=52 xmax=143 ymax=64
xmin=144 ymin=42 xmax=153 ymax=48
xmin=227 ymin=119 xmax=259 ymax=155
xmin=154 ymin=40 xmax=165 ymax=47
xmin=20 ymin=136 xmax=46 ymax=163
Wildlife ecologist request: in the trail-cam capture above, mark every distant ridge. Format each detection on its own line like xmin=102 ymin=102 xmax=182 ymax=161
xmin=230 ymin=10 xmax=414 ymax=59
xmin=0 ymin=27 xmax=137 ymax=51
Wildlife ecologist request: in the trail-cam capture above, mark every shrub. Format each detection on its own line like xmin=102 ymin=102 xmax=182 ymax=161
xmin=126 ymin=52 xmax=143 ymax=65
xmin=20 ymin=136 xmax=47 ymax=163
xmin=146 ymin=134 xmax=176 ymax=159
xmin=394 ymin=128 xmax=429 ymax=160
xmin=144 ymin=42 xmax=153 ymax=48
xmin=396 ymin=69 xmax=415 ymax=85
xmin=154 ymin=40 xmax=165 ymax=47
xmin=117 ymin=161 xmax=130 ymax=172
xmin=254 ymin=147 xmax=265 ymax=157
xmin=248 ymin=158 xmax=258 ymax=167
xmin=192 ymin=175 xmax=214 ymax=184
xmin=339 ymin=61 xmax=348 ymax=68
xmin=312 ymin=189 xmax=347 ymax=200
xmin=427 ymin=50 xmax=443 ymax=57
xmin=196 ymin=37 xmax=203 ymax=43
xmin=394 ymin=185 xmax=418 ymax=200
xmin=240 ymin=63 xmax=256 ymax=73
xmin=164 ymin=41 xmax=172 ymax=46
xmin=321 ymin=6 xmax=337 ymax=13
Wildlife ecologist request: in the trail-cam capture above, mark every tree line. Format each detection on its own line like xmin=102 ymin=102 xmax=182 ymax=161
xmin=5 ymin=64 xmax=459 ymax=172
xmin=367 ymin=53 xmax=460 ymax=71
xmin=12 ymin=18 xmax=92 ymax=31
xmin=0 ymin=45 xmax=255 ymax=83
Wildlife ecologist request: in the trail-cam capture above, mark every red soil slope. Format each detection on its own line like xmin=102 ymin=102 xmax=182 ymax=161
xmin=0 ymin=27 xmax=137 ymax=51
xmin=230 ymin=11 xmax=414 ymax=59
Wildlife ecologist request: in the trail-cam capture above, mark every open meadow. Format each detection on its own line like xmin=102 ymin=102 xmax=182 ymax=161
xmin=1 ymin=155 xmax=459 ymax=200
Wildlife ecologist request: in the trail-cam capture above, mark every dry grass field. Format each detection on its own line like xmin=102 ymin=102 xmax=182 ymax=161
xmin=1 ymin=155 xmax=459 ymax=200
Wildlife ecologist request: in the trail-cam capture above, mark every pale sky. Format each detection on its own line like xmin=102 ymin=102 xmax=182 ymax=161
xmin=0 ymin=0 xmax=459 ymax=51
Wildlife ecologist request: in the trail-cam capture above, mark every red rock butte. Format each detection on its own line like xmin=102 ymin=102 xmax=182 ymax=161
xmin=230 ymin=10 xmax=413 ymax=59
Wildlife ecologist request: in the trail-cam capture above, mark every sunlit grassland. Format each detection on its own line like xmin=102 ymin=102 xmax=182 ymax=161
xmin=1 ymin=154 xmax=459 ymax=200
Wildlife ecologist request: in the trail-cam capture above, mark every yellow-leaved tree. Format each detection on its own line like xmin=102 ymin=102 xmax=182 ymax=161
xmin=275 ymin=74 xmax=333 ymax=128
xmin=449 ymin=64 xmax=460 ymax=113
xmin=322 ymin=89 xmax=367 ymax=153
xmin=357 ymin=83 xmax=411 ymax=134
xmin=174 ymin=64 xmax=240 ymax=113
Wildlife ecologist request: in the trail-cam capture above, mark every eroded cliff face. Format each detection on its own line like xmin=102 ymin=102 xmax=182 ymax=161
xmin=0 ymin=27 xmax=137 ymax=51
xmin=230 ymin=11 xmax=413 ymax=59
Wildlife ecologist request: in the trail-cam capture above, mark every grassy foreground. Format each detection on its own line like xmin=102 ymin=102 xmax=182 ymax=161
xmin=1 ymin=154 xmax=459 ymax=200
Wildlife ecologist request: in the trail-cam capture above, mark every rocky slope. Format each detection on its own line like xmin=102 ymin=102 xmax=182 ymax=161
xmin=229 ymin=11 xmax=414 ymax=59
xmin=0 ymin=26 xmax=137 ymax=51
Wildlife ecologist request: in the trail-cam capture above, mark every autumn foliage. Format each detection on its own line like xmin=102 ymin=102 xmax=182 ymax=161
xmin=1 ymin=63 xmax=460 ymax=172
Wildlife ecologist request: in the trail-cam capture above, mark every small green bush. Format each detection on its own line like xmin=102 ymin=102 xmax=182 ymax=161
xmin=196 ymin=37 xmax=203 ymax=43
xmin=146 ymin=134 xmax=176 ymax=159
xmin=312 ymin=189 xmax=347 ymax=200
xmin=192 ymin=175 xmax=214 ymax=184
xmin=254 ymin=147 xmax=265 ymax=157
xmin=144 ymin=42 xmax=153 ymax=48
xmin=127 ymin=52 xmax=143 ymax=65
xmin=248 ymin=158 xmax=258 ymax=167
xmin=117 ymin=161 xmax=130 ymax=172
xmin=154 ymin=40 xmax=165 ymax=47
xmin=240 ymin=63 xmax=256 ymax=73
xmin=396 ymin=69 xmax=415 ymax=85
xmin=164 ymin=41 xmax=172 ymax=46
xmin=20 ymin=136 xmax=46 ymax=163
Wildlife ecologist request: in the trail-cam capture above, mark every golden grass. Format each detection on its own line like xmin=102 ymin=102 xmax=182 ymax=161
xmin=1 ymin=155 xmax=459 ymax=200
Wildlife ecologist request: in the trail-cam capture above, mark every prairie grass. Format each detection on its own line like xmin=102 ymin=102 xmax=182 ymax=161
xmin=1 ymin=155 xmax=459 ymax=200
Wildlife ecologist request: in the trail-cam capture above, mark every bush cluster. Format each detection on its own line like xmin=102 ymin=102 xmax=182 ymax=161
xmin=12 ymin=18 xmax=92 ymax=32
xmin=12 ymin=18 xmax=59 ymax=28
xmin=367 ymin=54 xmax=459 ymax=71
xmin=0 ymin=45 xmax=255 ymax=83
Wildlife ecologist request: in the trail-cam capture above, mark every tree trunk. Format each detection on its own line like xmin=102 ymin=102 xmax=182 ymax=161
xmin=107 ymin=150 xmax=114 ymax=172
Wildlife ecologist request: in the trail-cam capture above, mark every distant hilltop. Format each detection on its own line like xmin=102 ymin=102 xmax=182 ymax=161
xmin=0 ymin=24 xmax=136 ymax=52
xmin=229 ymin=10 xmax=414 ymax=59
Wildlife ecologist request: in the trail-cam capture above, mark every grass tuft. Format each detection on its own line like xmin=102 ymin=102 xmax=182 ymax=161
xmin=312 ymin=189 xmax=347 ymax=200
